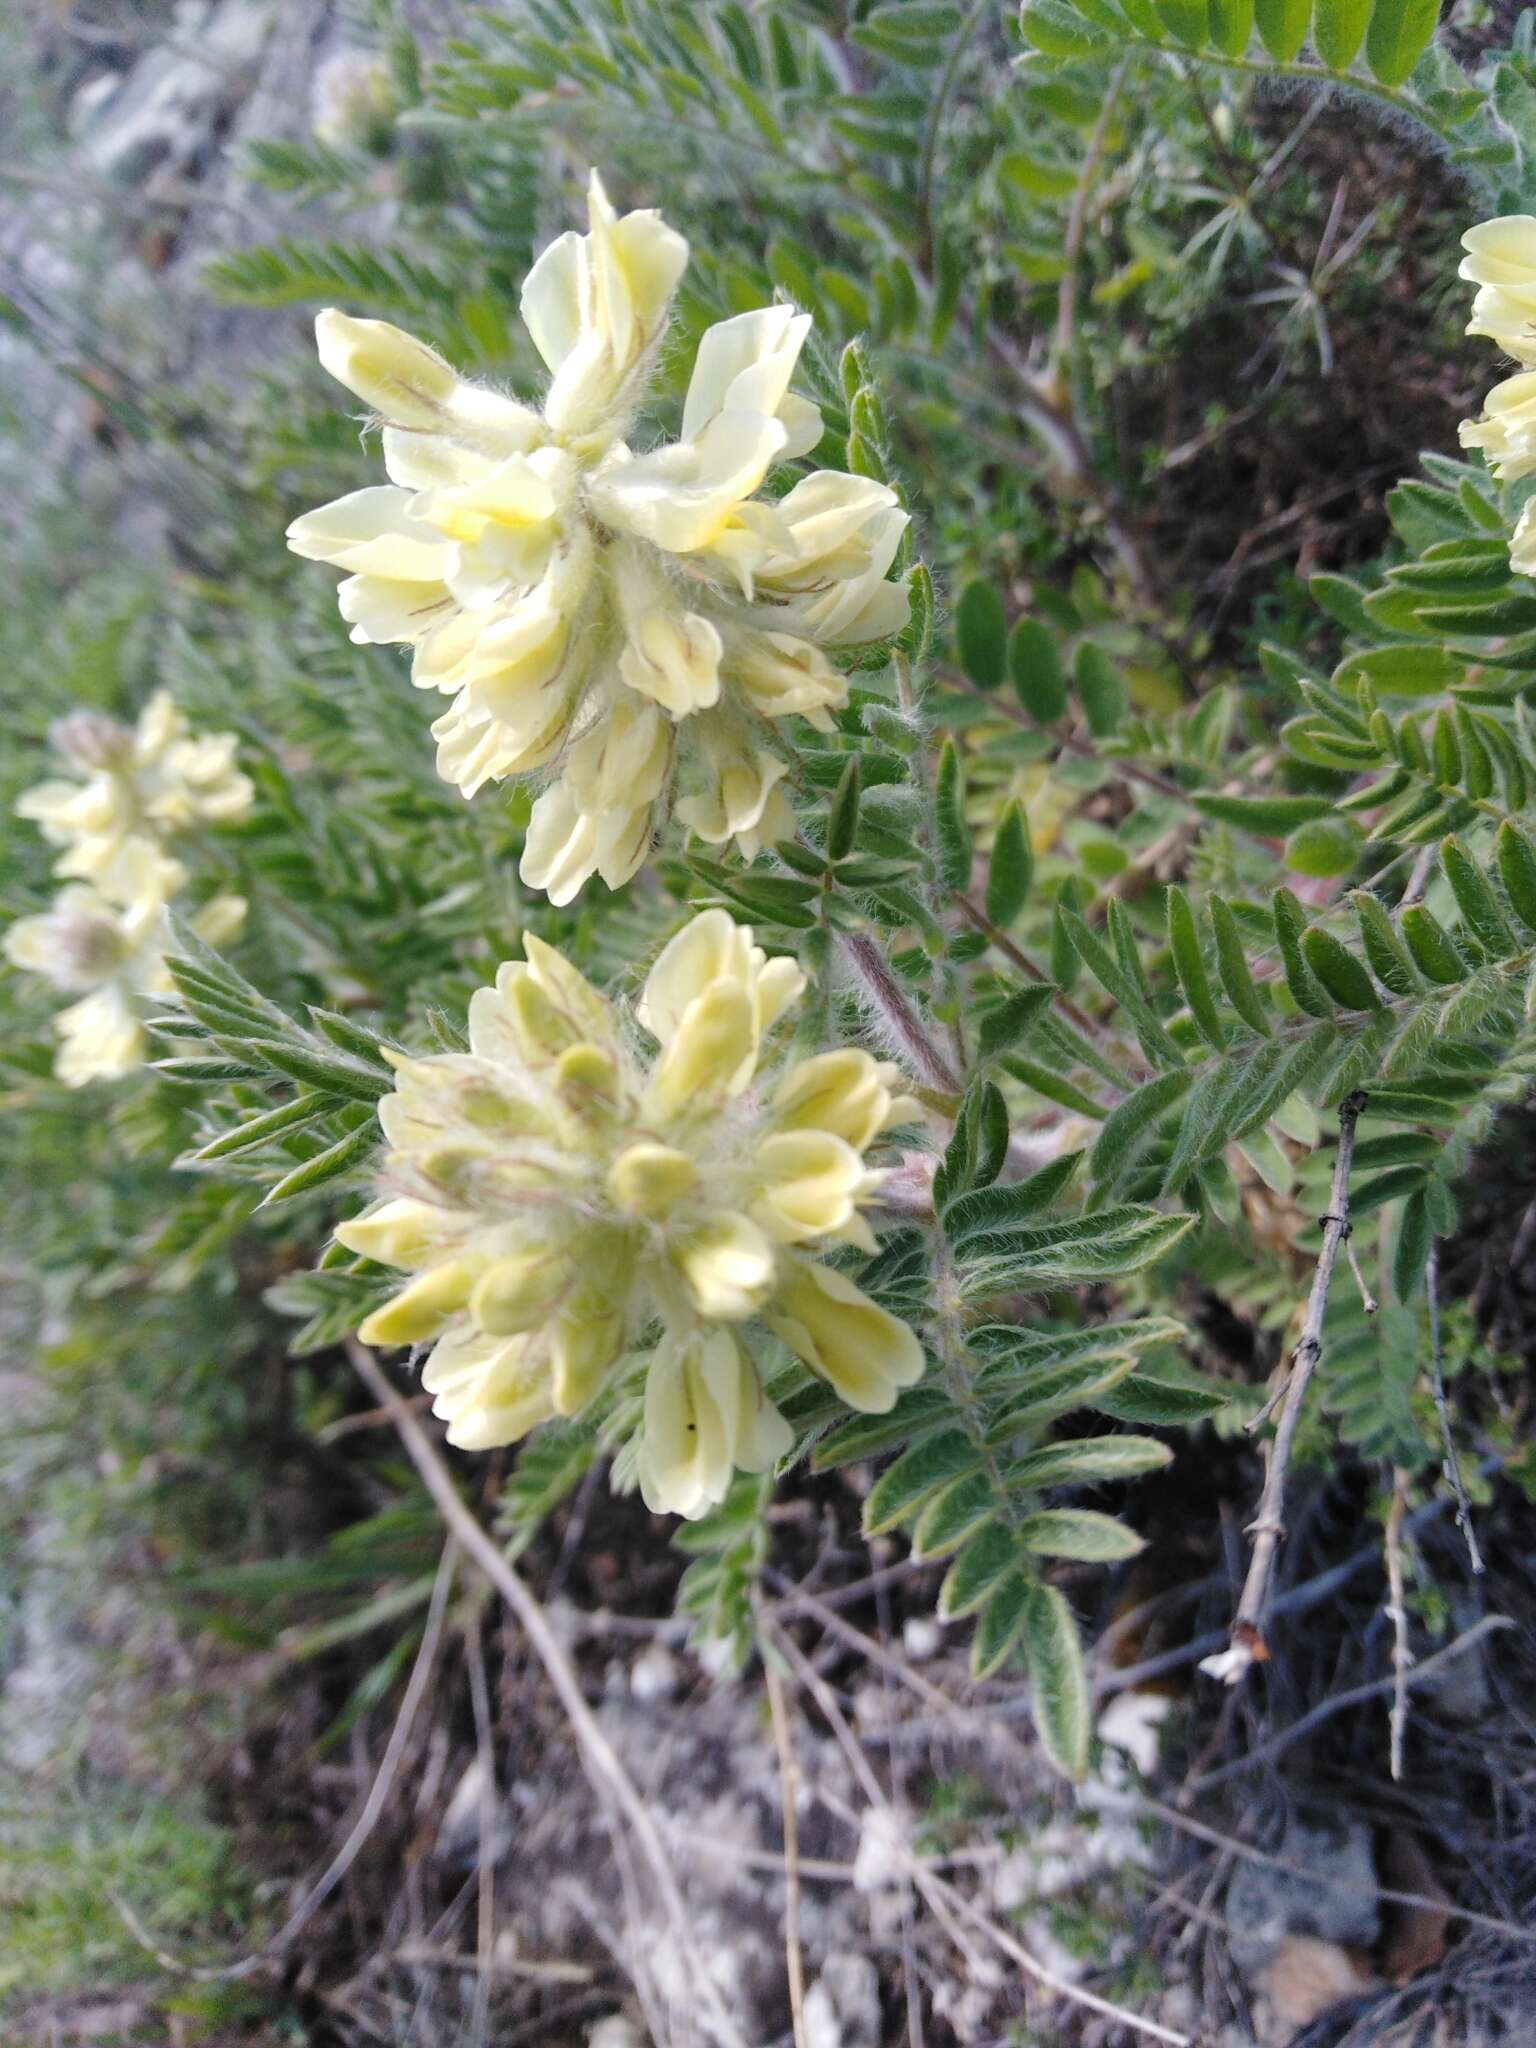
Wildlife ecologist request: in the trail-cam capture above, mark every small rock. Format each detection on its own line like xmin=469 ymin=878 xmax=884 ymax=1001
xmin=902 ymin=1616 xmax=943 ymax=1661
xmin=852 ymin=1803 xmax=910 ymax=1893
xmin=1256 ymin=1934 xmax=1380 ymax=2032
xmin=630 ymin=1643 xmax=679 ymax=1702
xmin=588 ymin=2016 xmax=645 ymax=2048
xmin=805 ymin=1953 xmax=881 ymax=2048
xmin=1227 ymin=1812 xmax=1380 ymax=1979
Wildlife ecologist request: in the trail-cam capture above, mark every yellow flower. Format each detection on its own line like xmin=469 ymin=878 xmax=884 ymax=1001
xmin=337 ymin=909 xmax=924 ymax=1516
xmin=1460 ymin=369 xmax=1536 ymax=484
xmin=4 ymin=844 xmax=245 ymax=1087
xmin=18 ymin=692 xmax=253 ymax=897
xmin=1460 ymin=216 xmax=1536 ymax=365
xmin=288 ymin=169 xmax=911 ymax=903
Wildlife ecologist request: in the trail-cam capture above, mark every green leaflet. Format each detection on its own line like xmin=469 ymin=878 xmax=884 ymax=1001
xmin=1206 ymin=0 xmax=1253 ymax=51
xmin=1006 ymin=1435 xmax=1174 ymax=1488
xmin=1351 ymin=891 xmax=1420 ymax=997
xmin=958 ymin=1206 xmax=1195 ymax=1299
xmin=1074 ymin=643 xmax=1127 ymax=736
xmin=261 ymin=1115 xmax=379 ymax=1207
xmin=935 ymin=738 xmax=973 ymax=889
xmin=1089 ymin=1068 xmax=1194 ymax=1193
xmin=977 ymin=982 xmax=1055 ymax=1062
xmin=1392 ymin=1187 xmax=1433 ymax=1300
xmin=1497 ymin=822 xmax=1536 ymax=937
xmin=1254 ymin=0 xmax=1309 ymax=60
xmin=912 ymin=1472 xmax=1001 ymax=1559
xmin=985 ymin=801 xmax=1034 ymax=927
xmin=826 ymin=756 xmax=862 ymax=862
xmin=1441 ymin=836 xmax=1516 ymax=959
xmin=862 ymin=1431 xmax=981 ymax=1536
xmin=1021 ymin=1583 xmax=1091 ymax=1780
xmin=1017 ymin=1508 xmax=1145 ymax=1561
xmin=1210 ymin=896 xmax=1272 ymax=1035
xmin=186 ymin=1091 xmax=329 ymax=1163
xmin=1061 ymin=908 xmax=1182 ymax=1066
xmin=968 ymin=1315 xmax=1186 ymax=1370
xmin=810 ymin=1386 xmax=956 ymax=1469
xmin=1365 ymin=0 xmax=1441 ymax=85
xmin=939 ymin=1522 xmax=1020 ymax=1620
xmin=1167 ymin=886 xmax=1227 ymax=1050
xmin=1301 ymin=927 xmax=1382 ymax=1011
xmin=1272 ymin=889 xmax=1334 ymax=1018
xmin=1313 ymin=0 xmax=1371 ymax=67
xmin=1400 ymin=905 xmax=1468 ymax=985
xmin=971 ymin=1568 xmax=1034 ymax=1678
xmin=1192 ymin=792 xmax=1334 ymax=832
xmin=983 ymin=1353 xmax=1139 ymax=1440
xmin=1010 ymin=617 xmax=1067 ymax=722
xmin=955 ymin=579 xmax=1008 ymax=689
xmin=943 ymin=1150 xmax=1084 ymax=1239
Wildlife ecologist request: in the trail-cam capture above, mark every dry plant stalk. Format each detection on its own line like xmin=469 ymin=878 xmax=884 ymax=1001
xmin=1385 ymin=1466 xmax=1412 ymax=1782
xmin=1204 ymin=1089 xmax=1368 ymax=1685
xmin=345 ymin=1337 xmax=748 ymax=2048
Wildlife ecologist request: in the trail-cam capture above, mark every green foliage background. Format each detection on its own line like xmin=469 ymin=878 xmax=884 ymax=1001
xmin=3 ymin=0 xmax=1535 ymax=2024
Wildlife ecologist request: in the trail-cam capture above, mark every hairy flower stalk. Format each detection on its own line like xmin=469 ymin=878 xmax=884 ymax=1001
xmin=287 ymin=170 xmax=910 ymax=904
xmin=336 ymin=909 xmax=925 ymax=1517
xmin=1459 ymin=216 xmax=1536 ymax=572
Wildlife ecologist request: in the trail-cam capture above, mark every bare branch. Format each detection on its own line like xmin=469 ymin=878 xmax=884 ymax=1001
xmin=1204 ymin=1089 xmax=1368 ymax=1684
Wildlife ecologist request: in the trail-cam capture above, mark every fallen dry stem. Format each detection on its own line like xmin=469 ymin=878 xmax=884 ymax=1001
xmin=109 ymin=1537 xmax=459 ymax=1983
xmin=763 ymin=1641 xmax=810 ymax=2048
xmin=345 ymin=1338 xmax=747 ymax=2048
xmin=762 ymin=1614 xmax=1192 ymax=2047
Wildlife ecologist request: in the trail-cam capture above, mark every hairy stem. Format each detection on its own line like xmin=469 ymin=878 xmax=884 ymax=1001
xmin=843 ymin=928 xmax=960 ymax=1093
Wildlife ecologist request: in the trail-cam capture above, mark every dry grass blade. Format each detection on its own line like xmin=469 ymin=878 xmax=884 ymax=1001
xmin=344 ymin=1337 xmax=748 ymax=2048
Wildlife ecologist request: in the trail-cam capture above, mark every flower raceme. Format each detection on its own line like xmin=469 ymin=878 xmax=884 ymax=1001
xmin=335 ymin=909 xmax=926 ymax=1518
xmin=287 ymin=170 xmax=910 ymax=905
xmin=1459 ymin=216 xmax=1536 ymax=572
xmin=4 ymin=845 xmax=246 ymax=1087
xmin=8 ymin=694 xmax=250 ymax=1086
xmin=18 ymin=691 xmax=252 ymax=898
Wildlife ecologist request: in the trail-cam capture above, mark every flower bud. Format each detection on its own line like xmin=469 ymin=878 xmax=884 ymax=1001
xmin=315 ymin=310 xmax=461 ymax=429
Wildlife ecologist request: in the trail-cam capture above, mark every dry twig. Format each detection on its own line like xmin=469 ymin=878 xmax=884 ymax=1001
xmin=1385 ymin=1466 xmax=1413 ymax=1782
xmin=1205 ymin=1090 xmax=1368 ymax=1685
xmin=1427 ymin=1243 xmax=1485 ymax=1576
xmin=762 ymin=1642 xmax=810 ymax=2048
xmin=344 ymin=1339 xmax=747 ymax=2048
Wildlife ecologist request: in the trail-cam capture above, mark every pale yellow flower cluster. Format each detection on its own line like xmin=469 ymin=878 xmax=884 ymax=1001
xmin=336 ymin=909 xmax=925 ymax=1518
xmin=1458 ymin=217 xmax=1536 ymax=572
xmin=6 ymin=695 xmax=250 ymax=1085
xmin=287 ymin=170 xmax=909 ymax=905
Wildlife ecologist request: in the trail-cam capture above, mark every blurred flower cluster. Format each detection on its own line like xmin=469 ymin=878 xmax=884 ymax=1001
xmin=337 ymin=909 xmax=925 ymax=1517
xmin=6 ymin=693 xmax=250 ymax=1084
xmin=288 ymin=169 xmax=909 ymax=905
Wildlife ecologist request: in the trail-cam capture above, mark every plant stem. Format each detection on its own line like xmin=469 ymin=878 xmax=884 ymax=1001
xmin=843 ymin=928 xmax=960 ymax=1093
xmin=1427 ymin=1242 xmax=1485 ymax=1576
xmin=1206 ymin=1087 xmax=1368 ymax=1683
